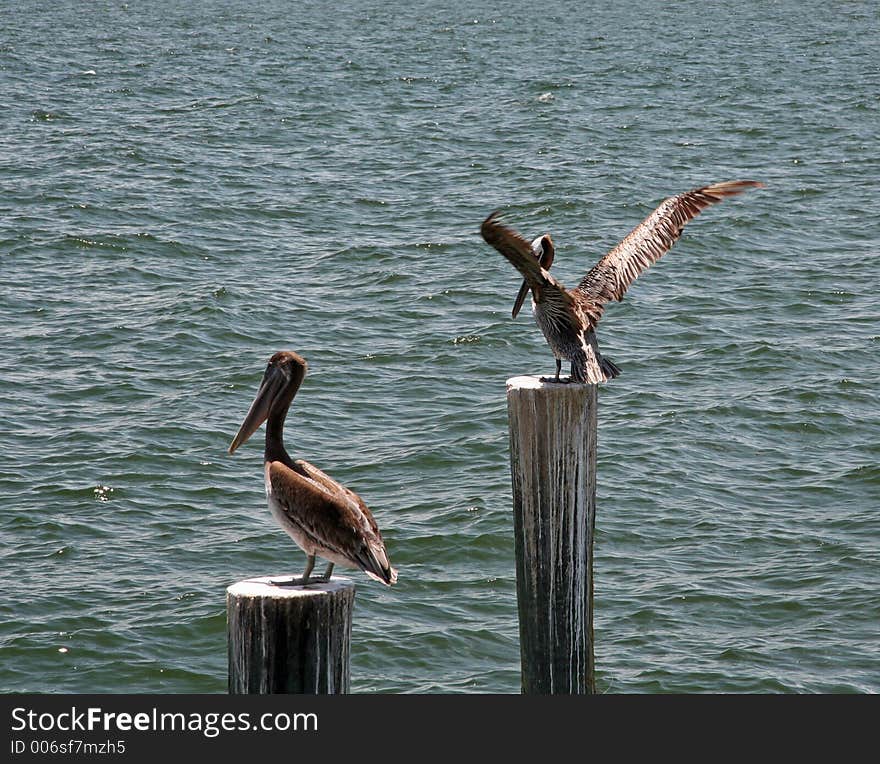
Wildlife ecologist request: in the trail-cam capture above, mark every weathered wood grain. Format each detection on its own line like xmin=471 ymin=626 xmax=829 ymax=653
xmin=227 ymin=576 xmax=355 ymax=694
xmin=506 ymin=375 xmax=597 ymax=694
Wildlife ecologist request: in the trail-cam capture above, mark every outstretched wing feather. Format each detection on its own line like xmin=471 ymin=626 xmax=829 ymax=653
xmin=577 ymin=180 xmax=763 ymax=304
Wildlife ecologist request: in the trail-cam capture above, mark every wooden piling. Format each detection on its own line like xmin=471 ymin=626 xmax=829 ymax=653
xmin=506 ymin=375 xmax=598 ymax=694
xmin=226 ymin=576 xmax=355 ymax=694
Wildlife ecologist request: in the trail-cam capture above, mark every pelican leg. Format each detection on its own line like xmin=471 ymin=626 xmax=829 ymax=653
xmin=542 ymin=359 xmax=564 ymax=384
xmin=300 ymin=554 xmax=316 ymax=585
xmin=316 ymin=562 xmax=334 ymax=582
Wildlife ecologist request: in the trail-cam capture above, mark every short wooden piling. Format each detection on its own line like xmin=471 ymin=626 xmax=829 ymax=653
xmin=226 ymin=576 xmax=355 ymax=694
xmin=506 ymin=375 xmax=598 ymax=694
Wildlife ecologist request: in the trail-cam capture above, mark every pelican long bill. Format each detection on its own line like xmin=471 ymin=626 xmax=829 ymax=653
xmin=512 ymin=279 xmax=531 ymax=319
xmin=512 ymin=233 xmax=554 ymax=319
xmin=228 ymin=364 xmax=288 ymax=454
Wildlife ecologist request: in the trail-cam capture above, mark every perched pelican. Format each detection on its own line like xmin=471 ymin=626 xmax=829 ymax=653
xmin=481 ymin=180 xmax=763 ymax=383
xmin=228 ymin=351 xmax=397 ymax=586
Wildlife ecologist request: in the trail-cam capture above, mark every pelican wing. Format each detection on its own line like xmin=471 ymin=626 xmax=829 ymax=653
xmin=576 ymin=180 xmax=763 ymax=304
xmin=293 ymin=459 xmax=381 ymax=538
xmin=268 ymin=460 xmax=362 ymax=553
xmin=481 ymin=211 xmax=575 ymax=315
xmin=269 ymin=459 xmax=397 ymax=584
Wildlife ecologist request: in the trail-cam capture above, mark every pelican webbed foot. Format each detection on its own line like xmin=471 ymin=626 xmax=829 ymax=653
xmin=268 ymin=577 xmax=297 ymax=587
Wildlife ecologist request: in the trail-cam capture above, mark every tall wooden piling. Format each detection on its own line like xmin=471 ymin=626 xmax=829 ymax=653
xmin=506 ymin=375 xmax=597 ymax=694
xmin=227 ymin=576 xmax=355 ymax=694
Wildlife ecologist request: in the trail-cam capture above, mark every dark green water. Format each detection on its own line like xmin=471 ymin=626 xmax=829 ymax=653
xmin=1 ymin=0 xmax=878 ymax=693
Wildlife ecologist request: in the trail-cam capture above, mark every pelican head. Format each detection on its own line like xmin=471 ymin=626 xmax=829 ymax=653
xmin=511 ymin=233 xmax=555 ymax=318
xmin=228 ymin=350 xmax=307 ymax=454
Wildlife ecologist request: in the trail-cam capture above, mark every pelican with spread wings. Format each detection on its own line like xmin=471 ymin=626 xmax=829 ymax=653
xmin=481 ymin=180 xmax=763 ymax=383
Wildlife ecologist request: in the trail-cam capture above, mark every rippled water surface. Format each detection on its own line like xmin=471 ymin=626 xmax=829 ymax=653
xmin=1 ymin=0 xmax=878 ymax=693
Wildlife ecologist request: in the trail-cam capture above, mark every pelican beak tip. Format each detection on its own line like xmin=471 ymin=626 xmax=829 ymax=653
xmin=512 ymin=279 xmax=530 ymax=319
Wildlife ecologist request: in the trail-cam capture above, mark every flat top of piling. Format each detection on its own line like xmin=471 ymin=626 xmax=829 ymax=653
xmin=507 ymin=374 xmax=583 ymax=390
xmin=227 ymin=575 xmax=355 ymax=598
